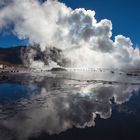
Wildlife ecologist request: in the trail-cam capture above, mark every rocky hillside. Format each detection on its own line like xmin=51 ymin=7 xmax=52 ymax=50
xmin=0 ymin=46 xmax=25 ymax=65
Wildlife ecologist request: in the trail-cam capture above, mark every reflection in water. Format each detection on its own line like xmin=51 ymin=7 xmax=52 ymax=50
xmin=0 ymin=72 xmax=140 ymax=140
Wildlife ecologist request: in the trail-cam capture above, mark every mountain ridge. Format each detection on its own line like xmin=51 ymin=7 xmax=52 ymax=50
xmin=0 ymin=46 xmax=26 ymax=65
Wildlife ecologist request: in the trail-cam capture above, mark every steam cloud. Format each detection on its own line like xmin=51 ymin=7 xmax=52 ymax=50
xmin=0 ymin=0 xmax=140 ymax=69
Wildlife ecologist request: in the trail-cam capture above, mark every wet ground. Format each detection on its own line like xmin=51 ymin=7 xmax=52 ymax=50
xmin=0 ymin=71 xmax=140 ymax=140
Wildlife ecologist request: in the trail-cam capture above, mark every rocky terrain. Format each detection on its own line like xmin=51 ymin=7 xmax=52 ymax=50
xmin=0 ymin=46 xmax=25 ymax=65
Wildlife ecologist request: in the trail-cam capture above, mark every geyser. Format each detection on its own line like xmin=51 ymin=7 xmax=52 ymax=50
xmin=0 ymin=0 xmax=140 ymax=70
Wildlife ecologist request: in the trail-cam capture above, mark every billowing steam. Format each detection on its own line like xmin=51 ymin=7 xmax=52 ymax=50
xmin=0 ymin=0 xmax=140 ymax=69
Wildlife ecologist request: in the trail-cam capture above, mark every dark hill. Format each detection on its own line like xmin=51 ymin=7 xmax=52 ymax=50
xmin=0 ymin=46 xmax=25 ymax=65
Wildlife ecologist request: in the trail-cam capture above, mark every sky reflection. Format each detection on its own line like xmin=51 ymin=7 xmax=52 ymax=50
xmin=0 ymin=74 xmax=139 ymax=140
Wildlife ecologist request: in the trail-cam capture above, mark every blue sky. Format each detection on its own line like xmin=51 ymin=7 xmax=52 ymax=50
xmin=0 ymin=0 xmax=140 ymax=48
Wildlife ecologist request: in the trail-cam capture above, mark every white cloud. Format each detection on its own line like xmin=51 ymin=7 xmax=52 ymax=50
xmin=0 ymin=0 xmax=140 ymax=69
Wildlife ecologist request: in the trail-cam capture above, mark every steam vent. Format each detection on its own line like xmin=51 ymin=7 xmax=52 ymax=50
xmin=0 ymin=0 xmax=140 ymax=140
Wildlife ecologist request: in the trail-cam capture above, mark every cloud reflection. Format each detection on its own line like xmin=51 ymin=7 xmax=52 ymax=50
xmin=0 ymin=75 xmax=139 ymax=140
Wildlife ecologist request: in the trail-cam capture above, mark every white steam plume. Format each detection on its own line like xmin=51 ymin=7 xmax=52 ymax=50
xmin=0 ymin=0 xmax=140 ymax=69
